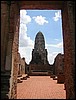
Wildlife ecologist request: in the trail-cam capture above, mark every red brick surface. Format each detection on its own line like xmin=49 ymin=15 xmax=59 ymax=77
xmin=17 ymin=76 xmax=66 ymax=99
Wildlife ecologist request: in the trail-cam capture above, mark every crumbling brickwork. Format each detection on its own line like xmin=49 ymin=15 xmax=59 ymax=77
xmin=53 ymin=53 xmax=64 ymax=75
xmin=17 ymin=53 xmax=26 ymax=76
xmin=62 ymin=1 xmax=75 ymax=99
xmin=21 ymin=58 xmax=26 ymax=74
xmin=1 ymin=1 xmax=75 ymax=99
xmin=29 ymin=31 xmax=51 ymax=72
xmin=1 ymin=1 xmax=9 ymax=71
xmin=1 ymin=1 xmax=20 ymax=99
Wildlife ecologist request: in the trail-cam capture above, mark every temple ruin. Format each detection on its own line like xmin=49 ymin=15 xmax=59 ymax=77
xmin=29 ymin=31 xmax=51 ymax=74
xmin=1 ymin=1 xmax=75 ymax=99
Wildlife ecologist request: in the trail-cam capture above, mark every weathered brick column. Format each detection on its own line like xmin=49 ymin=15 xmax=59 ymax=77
xmin=1 ymin=1 xmax=9 ymax=72
xmin=62 ymin=1 xmax=75 ymax=99
xmin=5 ymin=1 xmax=16 ymax=71
xmin=9 ymin=2 xmax=20 ymax=99
xmin=1 ymin=1 xmax=20 ymax=99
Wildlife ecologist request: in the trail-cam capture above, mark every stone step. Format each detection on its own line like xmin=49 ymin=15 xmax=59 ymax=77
xmin=1 ymin=71 xmax=10 ymax=99
xmin=1 ymin=79 xmax=9 ymax=85
xmin=1 ymin=71 xmax=11 ymax=75
xmin=1 ymin=77 xmax=9 ymax=81
xmin=17 ymin=79 xmax=23 ymax=83
xmin=1 ymin=85 xmax=9 ymax=91
xmin=1 ymin=74 xmax=10 ymax=79
xmin=20 ymin=76 xmax=27 ymax=80
xmin=1 ymin=74 xmax=10 ymax=85
xmin=1 ymin=91 xmax=9 ymax=99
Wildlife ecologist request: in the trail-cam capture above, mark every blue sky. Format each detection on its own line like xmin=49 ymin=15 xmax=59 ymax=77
xmin=19 ymin=10 xmax=64 ymax=64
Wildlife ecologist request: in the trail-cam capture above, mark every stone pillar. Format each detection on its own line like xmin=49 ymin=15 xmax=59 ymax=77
xmin=21 ymin=58 xmax=26 ymax=74
xmin=1 ymin=1 xmax=9 ymax=71
xmin=5 ymin=2 xmax=14 ymax=71
xmin=1 ymin=1 xmax=20 ymax=99
xmin=62 ymin=1 xmax=75 ymax=99
xmin=9 ymin=2 xmax=20 ymax=98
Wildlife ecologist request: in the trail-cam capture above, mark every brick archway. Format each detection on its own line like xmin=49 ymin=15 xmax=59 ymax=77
xmin=1 ymin=1 xmax=75 ymax=99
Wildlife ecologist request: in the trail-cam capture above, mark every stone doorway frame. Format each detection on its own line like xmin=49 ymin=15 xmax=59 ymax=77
xmin=18 ymin=1 xmax=75 ymax=99
xmin=1 ymin=1 xmax=75 ymax=99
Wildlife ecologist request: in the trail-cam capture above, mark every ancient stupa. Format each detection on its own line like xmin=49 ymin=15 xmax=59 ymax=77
xmin=29 ymin=31 xmax=51 ymax=72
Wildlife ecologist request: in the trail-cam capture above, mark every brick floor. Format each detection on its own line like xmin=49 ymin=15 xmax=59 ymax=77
xmin=17 ymin=76 xmax=66 ymax=99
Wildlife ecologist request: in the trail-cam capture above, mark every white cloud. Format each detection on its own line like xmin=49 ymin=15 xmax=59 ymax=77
xmin=54 ymin=39 xmax=59 ymax=41
xmin=19 ymin=10 xmax=34 ymax=64
xmin=56 ymin=42 xmax=63 ymax=48
xmin=19 ymin=10 xmax=34 ymax=48
xmin=33 ymin=15 xmax=48 ymax=25
xmin=19 ymin=34 xmax=34 ymax=48
xmin=46 ymin=41 xmax=63 ymax=48
xmin=46 ymin=41 xmax=64 ymax=64
xmin=48 ymin=52 xmax=61 ymax=64
xmin=53 ymin=11 xmax=61 ymax=21
xmin=19 ymin=47 xmax=33 ymax=64
xmin=20 ymin=10 xmax=31 ymax=24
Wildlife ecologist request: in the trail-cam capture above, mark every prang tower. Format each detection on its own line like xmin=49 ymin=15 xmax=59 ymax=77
xmin=30 ymin=31 xmax=49 ymax=65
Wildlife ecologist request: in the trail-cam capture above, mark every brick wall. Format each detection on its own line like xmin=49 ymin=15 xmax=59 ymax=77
xmin=53 ymin=53 xmax=64 ymax=76
xmin=62 ymin=1 xmax=75 ymax=99
xmin=9 ymin=1 xmax=20 ymax=99
xmin=1 ymin=1 xmax=9 ymax=71
xmin=21 ymin=58 xmax=26 ymax=74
